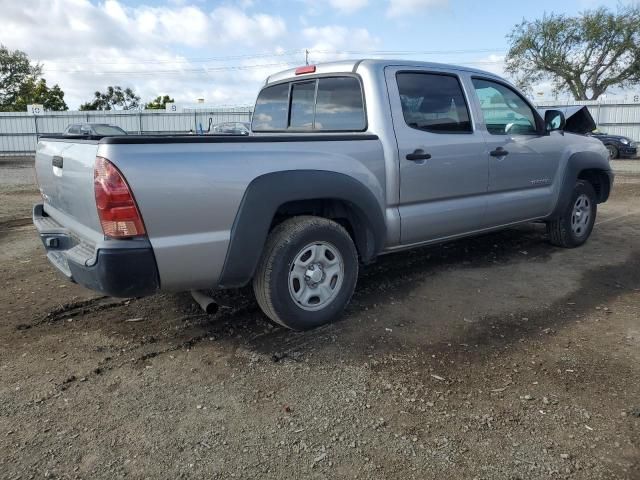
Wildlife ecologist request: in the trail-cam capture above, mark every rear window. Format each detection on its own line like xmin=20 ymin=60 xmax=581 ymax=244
xmin=252 ymin=82 xmax=289 ymax=130
xmin=289 ymin=81 xmax=316 ymax=129
xmin=315 ymin=77 xmax=366 ymax=131
xmin=252 ymin=76 xmax=365 ymax=132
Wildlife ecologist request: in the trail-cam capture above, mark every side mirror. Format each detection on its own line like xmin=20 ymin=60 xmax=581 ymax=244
xmin=545 ymin=110 xmax=566 ymax=132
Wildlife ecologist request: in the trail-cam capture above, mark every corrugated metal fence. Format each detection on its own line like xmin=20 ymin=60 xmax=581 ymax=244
xmin=1 ymin=101 xmax=639 ymax=155
xmin=536 ymin=100 xmax=640 ymax=141
xmin=0 ymin=107 xmax=252 ymax=155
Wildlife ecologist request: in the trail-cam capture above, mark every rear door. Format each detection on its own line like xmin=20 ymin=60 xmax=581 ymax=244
xmin=468 ymin=77 xmax=562 ymax=224
xmin=384 ymin=67 xmax=489 ymax=245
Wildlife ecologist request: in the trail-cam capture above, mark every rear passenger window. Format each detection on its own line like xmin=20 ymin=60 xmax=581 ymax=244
xmin=315 ymin=77 xmax=365 ymax=131
xmin=252 ymin=82 xmax=289 ymax=131
xmin=252 ymin=75 xmax=366 ymax=132
xmin=396 ymin=72 xmax=472 ymax=133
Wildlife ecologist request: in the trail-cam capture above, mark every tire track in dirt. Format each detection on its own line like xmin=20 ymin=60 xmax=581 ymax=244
xmin=15 ymin=296 xmax=132 ymax=330
xmin=0 ymin=216 xmax=32 ymax=232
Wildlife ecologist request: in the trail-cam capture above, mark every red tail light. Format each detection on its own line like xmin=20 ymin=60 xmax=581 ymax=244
xmin=94 ymin=156 xmax=146 ymax=238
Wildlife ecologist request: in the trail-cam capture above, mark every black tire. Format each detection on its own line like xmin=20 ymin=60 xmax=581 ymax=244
xmin=253 ymin=216 xmax=358 ymax=330
xmin=606 ymin=144 xmax=618 ymax=159
xmin=547 ymin=180 xmax=597 ymax=248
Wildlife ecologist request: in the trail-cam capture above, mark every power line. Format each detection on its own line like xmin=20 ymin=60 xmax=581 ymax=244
xmin=41 ymin=49 xmax=507 ymax=76
xmin=41 ymin=48 xmax=505 ymax=68
xmin=313 ymin=48 xmax=504 ymax=55
xmin=43 ymin=62 xmax=301 ymax=75
xmin=43 ymin=50 xmax=305 ymax=65
xmin=43 ymin=60 xmax=504 ymax=76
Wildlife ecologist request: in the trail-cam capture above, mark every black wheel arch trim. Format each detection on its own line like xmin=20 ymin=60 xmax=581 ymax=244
xmin=217 ymin=170 xmax=386 ymax=288
xmin=548 ymin=151 xmax=613 ymax=219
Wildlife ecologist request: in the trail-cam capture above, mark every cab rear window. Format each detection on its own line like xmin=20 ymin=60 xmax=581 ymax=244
xmin=252 ymin=76 xmax=366 ymax=132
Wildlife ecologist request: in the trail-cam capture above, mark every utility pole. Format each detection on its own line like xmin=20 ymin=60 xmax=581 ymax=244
xmin=305 ymin=49 xmax=309 ymax=65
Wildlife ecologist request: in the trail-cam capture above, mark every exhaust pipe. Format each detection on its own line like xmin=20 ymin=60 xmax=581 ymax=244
xmin=190 ymin=290 xmax=219 ymax=315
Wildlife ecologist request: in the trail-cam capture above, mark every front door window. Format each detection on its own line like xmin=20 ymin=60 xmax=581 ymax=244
xmin=472 ymin=78 xmax=538 ymax=135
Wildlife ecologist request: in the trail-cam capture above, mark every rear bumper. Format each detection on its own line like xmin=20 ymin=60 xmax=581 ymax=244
xmin=33 ymin=204 xmax=159 ymax=297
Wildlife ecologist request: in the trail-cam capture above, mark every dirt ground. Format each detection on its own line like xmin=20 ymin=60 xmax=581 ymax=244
xmin=1 ymin=156 xmax=639 ymax=480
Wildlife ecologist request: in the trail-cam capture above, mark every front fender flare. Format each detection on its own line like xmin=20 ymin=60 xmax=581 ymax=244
xmin=549 ymin=151 xmax=613 ymax=219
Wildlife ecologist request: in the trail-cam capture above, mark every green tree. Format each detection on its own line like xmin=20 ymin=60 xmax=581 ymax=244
xmin=505 ymin=6 xmax=640 ymax=100
xmin=14 ymin=78 xmax=67 ymax=111
xmin=79 ymin=86 xmax=141 ymax=111
xmin=0 ymin=44 xmax=42 ymax=110
xmin=145 ymin=94 xmax=175 ymax=109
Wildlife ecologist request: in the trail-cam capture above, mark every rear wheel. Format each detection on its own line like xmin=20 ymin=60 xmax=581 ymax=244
xmin=606 ymin=144 xmax=619 ymax=159
xmin=547 ymin=180 xmax=597 ymax=248
xmin=253 ymin=216 xmax=358 ymax=330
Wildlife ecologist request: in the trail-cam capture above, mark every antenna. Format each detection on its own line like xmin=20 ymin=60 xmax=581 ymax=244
xmin=305 ymin=49 xmax=309 ymax=65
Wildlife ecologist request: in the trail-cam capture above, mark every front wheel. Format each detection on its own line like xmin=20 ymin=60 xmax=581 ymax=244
xmin=606 ymin=144 xmax=619 ymax=159
xmin=253 ymin=216 xmax=358 ymax=330
xmin=547 ymin=180 xmax=597 ymax=248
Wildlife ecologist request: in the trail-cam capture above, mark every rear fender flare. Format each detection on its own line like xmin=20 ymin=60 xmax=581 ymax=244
xmin=217 ymin=170 xmax=386 ymax=288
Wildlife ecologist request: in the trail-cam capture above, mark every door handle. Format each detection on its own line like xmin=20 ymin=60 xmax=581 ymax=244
xmin=52 ymin=156 xmax=64 ymax=168
xmin=406 ymin=149 xmax=431 ymax=161
xmin=489 ymin=147 xmax=509 ymax=157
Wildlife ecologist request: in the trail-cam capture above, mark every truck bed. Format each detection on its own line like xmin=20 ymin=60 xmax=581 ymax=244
xmin=34 ymin=133 xmax=386 ymax=294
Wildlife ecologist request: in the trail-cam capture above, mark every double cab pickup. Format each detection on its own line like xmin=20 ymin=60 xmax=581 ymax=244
xmin=34 ymin=60 xmax=613 ymax=330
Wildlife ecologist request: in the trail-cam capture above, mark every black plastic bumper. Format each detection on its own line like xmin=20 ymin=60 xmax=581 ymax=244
xmin=67 ymin=248 xmax=160 ymax=298
xmin=33 ymin=204 xmax=159 ymax=298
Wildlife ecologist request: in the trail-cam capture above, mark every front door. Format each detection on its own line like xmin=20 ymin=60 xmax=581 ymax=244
xmin=469 ymin=77 xmax=562 ymax=225
xmin=385 ymin=67 xmax=489 ymax=245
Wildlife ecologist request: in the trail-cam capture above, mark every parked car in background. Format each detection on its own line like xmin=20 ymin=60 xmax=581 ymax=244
xmin=537 ymin=106 xmax=637 ymax=159
xmin=63 ymin=123 xmax=128 ymax=136
xmin=211 ymin=122 xmax=250 ymax=135
xmin=34 ymin=60 xmax=613 ymax=330
xmin=587 ymin=131 xmax=637 ymax=159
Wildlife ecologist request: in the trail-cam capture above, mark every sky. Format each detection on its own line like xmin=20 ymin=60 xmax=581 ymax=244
xmin=1 ymin=0 xmax=638 ymax=109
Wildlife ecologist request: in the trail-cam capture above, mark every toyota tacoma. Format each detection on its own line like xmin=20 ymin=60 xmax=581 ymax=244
xmin=34 ymin=60 xmax=614 ymax=330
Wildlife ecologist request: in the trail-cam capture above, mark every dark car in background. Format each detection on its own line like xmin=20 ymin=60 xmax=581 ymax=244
xmin=587 ymin=131 xmax=637 ymax=159
xmin=538 ymin=105 xmax=637 ymax=159
xmin=63 ymin=123 xmax=128 ymax=136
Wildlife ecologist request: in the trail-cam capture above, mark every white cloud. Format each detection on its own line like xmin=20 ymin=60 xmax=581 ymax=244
xmin=469 ymin=54 xmax=506 ymax=76
xmin=124 ymin=4 xmax=212 ymax=47
xmin=328 ymin=0 xmax=368 ymax=14
xmin=302 ymin=25 xmax=380 ymax=62
xmin=210 ymin=7 xmax=286 ymax=46
xmin=0 ymin=0 xmax=288 ymax=108
xmin=387 ymin=0 xmax=448 ymax=18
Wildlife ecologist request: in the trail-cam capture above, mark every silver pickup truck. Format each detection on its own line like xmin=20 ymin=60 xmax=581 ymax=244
xmin=34 ymin=59 xmax=613 ymax=330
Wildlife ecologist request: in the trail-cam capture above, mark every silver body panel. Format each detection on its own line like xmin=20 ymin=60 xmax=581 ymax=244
xmin=34 ymin=59 xmax=611 ymax=292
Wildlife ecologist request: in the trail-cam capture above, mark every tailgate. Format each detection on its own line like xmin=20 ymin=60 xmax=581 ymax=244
xmin=35 ymin=139 xmax=103 ymax=242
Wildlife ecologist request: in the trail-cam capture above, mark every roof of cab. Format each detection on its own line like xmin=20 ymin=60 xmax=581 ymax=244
xmin=265 ymin=58 xmax=503 ymax=85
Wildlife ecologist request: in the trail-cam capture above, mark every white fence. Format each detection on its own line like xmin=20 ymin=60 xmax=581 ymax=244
xmin=1 ymin=101 xmax=639 ymax=155
xmin=0 ymin=107 xmax=253 ymax=155
xmin=536 ymin=100 xmax=640 ymax=141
